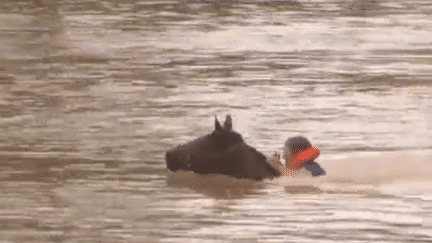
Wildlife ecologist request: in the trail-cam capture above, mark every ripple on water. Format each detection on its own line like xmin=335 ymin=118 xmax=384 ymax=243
xmin=1 ymin=0 xmax=432 ymax=242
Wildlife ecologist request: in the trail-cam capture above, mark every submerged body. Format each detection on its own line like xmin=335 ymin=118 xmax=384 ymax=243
xmin=165 ymin=115 xmax=325 ymax=181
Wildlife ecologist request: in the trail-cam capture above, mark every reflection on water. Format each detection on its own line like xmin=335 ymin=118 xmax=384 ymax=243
xmin=167 ymin=171 xmax=268 ymax=199
xmin=1 ymin=0 xmax=432 ymax=242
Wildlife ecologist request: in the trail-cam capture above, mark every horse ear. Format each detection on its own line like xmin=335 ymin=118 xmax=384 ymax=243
xmin=215 ymin=115 xmax=222 ymax=131
xmin=223 ymin=115 xmax=232 ymax=131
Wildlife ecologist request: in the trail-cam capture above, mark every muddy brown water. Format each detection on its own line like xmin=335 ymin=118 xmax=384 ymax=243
xmin=1 ymin=0 xmax=432 ymax=242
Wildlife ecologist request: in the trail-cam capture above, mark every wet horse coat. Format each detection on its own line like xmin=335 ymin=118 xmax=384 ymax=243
xmin=165 ymin=116 xmax=281 ymax=180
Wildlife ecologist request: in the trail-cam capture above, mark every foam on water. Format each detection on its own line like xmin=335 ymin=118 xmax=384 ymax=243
xmin=285 ymin=150 xmax=432 ymax=196
xmin=320 ymin=151 xmax=432 ymax=181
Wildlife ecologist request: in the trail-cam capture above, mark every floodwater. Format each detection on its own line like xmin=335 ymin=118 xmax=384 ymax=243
xmin=1 ymin=0 xmax=432 ymax=242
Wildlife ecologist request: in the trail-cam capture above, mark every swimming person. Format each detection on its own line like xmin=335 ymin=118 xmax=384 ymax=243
xmin=267 ymin=136 xmax=326 ymax=177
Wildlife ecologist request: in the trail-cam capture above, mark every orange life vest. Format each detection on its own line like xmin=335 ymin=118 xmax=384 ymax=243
xmin=287 ymin=146 xmax=320 ymax=169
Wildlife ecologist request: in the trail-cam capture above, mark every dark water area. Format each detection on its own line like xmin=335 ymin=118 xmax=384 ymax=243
xmin=1 ymin=0 xmax=432 ymax=242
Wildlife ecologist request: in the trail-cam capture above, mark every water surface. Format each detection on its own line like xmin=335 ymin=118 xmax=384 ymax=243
xmin=1 ymin=0 xmax=432 ymax=242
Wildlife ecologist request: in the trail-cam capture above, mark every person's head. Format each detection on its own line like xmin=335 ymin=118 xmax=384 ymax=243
xmin=283 ymin=136 xmax=326 ymax=176
xmin=283 ymin=136 xmax=312 ymax=162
